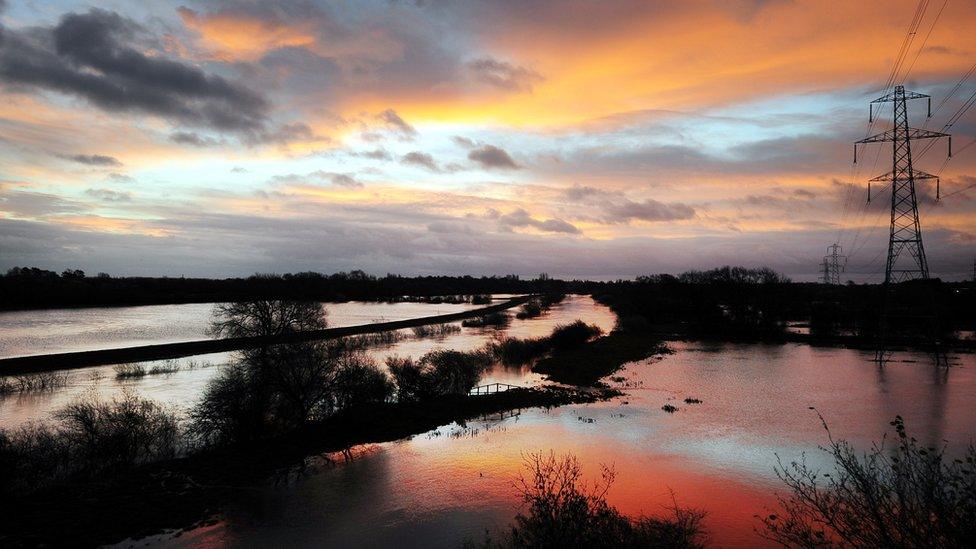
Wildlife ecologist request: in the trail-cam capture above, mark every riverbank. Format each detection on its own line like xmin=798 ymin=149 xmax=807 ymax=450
xmin=0 ymin=385 xmax=616 ymax=547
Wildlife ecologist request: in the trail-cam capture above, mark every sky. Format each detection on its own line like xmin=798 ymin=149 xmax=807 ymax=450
xmin=1 ymin=0 xmax=975 ymax=281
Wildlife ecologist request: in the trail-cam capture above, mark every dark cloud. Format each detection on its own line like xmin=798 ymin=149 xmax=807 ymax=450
xmin=563 ymin=184 xmax=604 ymax=200
xmin=452 ymin=136 xmax=476 ymax=148
xmin=325 ymin=173 xmax=364 ymax=189
xmin=377 ymin=109 xmax=417 ymax=138
xmin=65 ymin=153 xmax=122 ymax=166
xmin=468 ymin=144 xmax=520 ymax=169
xmin=497 ymin=208 xmax=580 ymax=234
xmin=85 ymin=188 xmax=131 ymax=202
xmin=467 ymin=57 xmax=543 ymax=92
xmin=402 ymin=151 xmax=439 ymax=171
xmin=0 ymin=9 xmax=268 ymax=132
xmin=602 ymin=198 xmax=695 ymax=223
xmin=169 ymin=132 xmax=222 ymax=148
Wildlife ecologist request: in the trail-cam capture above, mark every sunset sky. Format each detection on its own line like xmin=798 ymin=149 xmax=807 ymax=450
xmin=1 ymin=0 xmax=975 ymax=280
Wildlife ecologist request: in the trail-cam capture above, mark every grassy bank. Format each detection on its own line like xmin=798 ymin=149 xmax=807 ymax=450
xmin=532 ymin=330 xmax=669 ymax=386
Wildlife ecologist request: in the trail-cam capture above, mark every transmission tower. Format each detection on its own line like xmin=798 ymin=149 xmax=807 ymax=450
xmin=853 ymin=85 xmax=951 ymax=365
xmin=821 ymin=244 xmax=846 ymax=285
xmin=855 ymin=85 xmax=951 ymax=283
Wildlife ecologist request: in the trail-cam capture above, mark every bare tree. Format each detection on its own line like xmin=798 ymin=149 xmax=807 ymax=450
xmin=208 ymin=300 xmax=327 ymax=339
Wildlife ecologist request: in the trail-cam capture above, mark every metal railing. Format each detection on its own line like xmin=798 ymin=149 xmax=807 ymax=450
xmin=469 ymin=382 xmax=522 ymax=396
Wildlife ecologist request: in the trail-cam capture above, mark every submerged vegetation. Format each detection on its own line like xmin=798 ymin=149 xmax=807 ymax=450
xmin=0 ymin=372 xmax=69 ymax=395
xmin=475 ymin=451 xmax=706 ymax=548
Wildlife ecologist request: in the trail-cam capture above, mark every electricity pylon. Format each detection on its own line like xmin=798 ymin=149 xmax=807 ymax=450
xmin=821 ymin=243 xmax=846 ymax=285
xmin=853 ymin=85 xmax=951 ymax=365
xmin=855 ymin=85 xmax=950 ymax=283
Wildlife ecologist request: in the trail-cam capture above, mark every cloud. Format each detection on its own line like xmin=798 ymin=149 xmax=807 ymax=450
xmin=85 ymin=188 xmax=132 ymax=202
xmin=65 ymin=154 xmax=122 ymax=166
xmin=169 ymin=131 xmax=222 ymax=147
xmin=325 ymin=173 xmax=363 ymax=188
xmin=497 ymin=208 xmax=579 ymax=234
xmin=563 ymin=184 xmax=604 ymax=200
xmin=230 ymin=166 xmax=249 ymax=173
xmin=602 ymin=198 xmax=695 ymax=223
xmin=377 ymin=109 xmax=417 ymax=138
xmin=0 ymin=9 xmax=268 ymax=132
xmin=350 ymin=148 xmax=392 ymax=161
xmin=467 ymin=57 xmax=543 ymax=92
xmin=452 ymin=136 xmax=476 ymax=148
xmin=468 ymin=144 xmax=520 ymax=169
xmin=107 ymin=173 xmax=135 ymax=183
xmin=402 ymin=151 xmax=439 ymax=171
xmin=0 ymin=190 xmax=88 ymax=217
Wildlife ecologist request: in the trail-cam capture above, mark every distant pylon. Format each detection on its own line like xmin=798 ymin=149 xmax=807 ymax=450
xmin=821 ymin=243 xmax=846 ymax=285
xmin=855 ymin=85 xmax=951 ymax=283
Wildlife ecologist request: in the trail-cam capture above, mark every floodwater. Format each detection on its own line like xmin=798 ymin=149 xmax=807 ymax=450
xmin=0 ymin=301 xmax=487 ymax=359
xmin=155 ymin=338 xmax=976 ymax=548
xmin=0 ymin=295 xmax=615 ymax=429
xmin=3 ymin=296 xmax=975 ymax=547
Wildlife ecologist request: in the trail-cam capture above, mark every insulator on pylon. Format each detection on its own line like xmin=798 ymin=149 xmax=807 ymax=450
xmin=937 ymin=178 xmax=940 ymax=201
xmin=867 ymin=180 xmax=871 ymax=203
xmin=869 ymin=104 xmax=873 ymax=123
xmin=927 ymin=97 xmax=931 ymax=118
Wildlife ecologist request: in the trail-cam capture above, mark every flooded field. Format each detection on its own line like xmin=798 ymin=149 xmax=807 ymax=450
xmin=3 ymin=296 xmax=974 ymax=547
xmin=0 ymin=295 xmax=615 ymax=429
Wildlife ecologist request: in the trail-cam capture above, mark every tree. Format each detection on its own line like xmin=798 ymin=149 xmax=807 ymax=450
xmin=208 ymin=300 xmax=327 ymax=339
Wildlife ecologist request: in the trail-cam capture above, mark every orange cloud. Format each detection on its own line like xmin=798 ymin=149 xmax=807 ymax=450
xmin=178 ymin=7 xmax=317 ymax=62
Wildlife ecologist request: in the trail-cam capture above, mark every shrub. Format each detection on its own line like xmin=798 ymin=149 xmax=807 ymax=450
xmin=1 ymin=392 xmax=180 ymax=493
xmin=462 ymin=312 xmax=510 ymax=328
xmin=334 ymin=354 xmax=394 ymax=409
xmin=479 ymin=451 xmax=705 ymax=548
xmin=471 ymin=294 xmax=492 ymax=305
xmin=387 ymin=349 xmax=492 ymax=401
xmin=114 ymin=363 xmax=147 ymax=379
xmin=412 ymin=323 xmax=462 ymax=338
xmin=547 ymin=321 xmax=602 ymax=350
xmin=55 ymin=391 xmax=180 ymax=473
xmin=489 ymin=337 xmax=549 ymax=366
xmin=2 ymin=372 xmax=69 ymax=393
xmin=189 ymin=362 xmax=270 ymax=446
xmin=760 ymin=414 xmax=976 ymax=548
xmin=516 ymin=300 xmax=544 ymax=319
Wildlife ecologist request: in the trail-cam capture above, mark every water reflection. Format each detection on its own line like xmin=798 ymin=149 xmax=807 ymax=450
xmin=161 ymin=336 xmax=974 ymax=548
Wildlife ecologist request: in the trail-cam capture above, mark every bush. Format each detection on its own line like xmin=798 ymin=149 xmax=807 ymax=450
xmin=478 ymin=451 xmax=705 ymax=548
xmin=209 ymin=299 xmax=327 ymax=339
xmin=462 ymin=312 xmax=510 ymax=328
xmin=334 ymin=354 xmax=395 ymax=409
xmin=1 ymin=392 xmax=180 ymax=493
xmin=387 ymin=349 xmax=492 ymax=401
xmin=547 ymin=321 xmax=602 ymax=350
xmin=516 ymin=300 xmax=544 ymax=319
xmin=472 ymin=294 xmax=493 ymax=305
xmin=0 ymin=372 xmax=69 ymax=394
xmin=189 ymin=363 xmax=269 ymax=446
xmin=489 ymin=337 xmax=549 ymax=366
xmin=114 ymin=363 xmax=147 ymax=379
xmin=412 ymin=323 xmax=462 ymax=338
xmin=760 ymin=414 xmax=976 ymax=548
